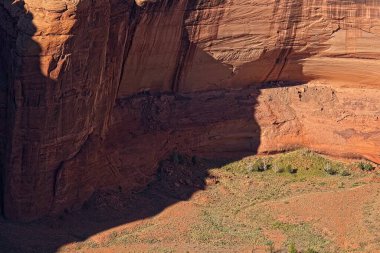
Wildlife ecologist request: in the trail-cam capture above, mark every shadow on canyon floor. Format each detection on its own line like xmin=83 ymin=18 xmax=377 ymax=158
xmin=0 ymin=85 xmax=267 ymax=253
xmin=0 ymin=155 xmax=246 ymax=253
xmin=0 ymin=1 xmax=309 ymax=253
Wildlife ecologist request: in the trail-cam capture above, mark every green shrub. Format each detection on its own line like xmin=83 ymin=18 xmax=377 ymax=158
xmin=305 ymin=248 xmax=318 ymax=253
xmin=358 ymin=162 xmax=375 ymax=172
xmin=288 ymin=242 xmax=297 ymax=253
xmin=286 ymin=165 xmax=298 ymax=174
xmin=273 ymin=164 xmax=285 ymax=173
xmin=247 ymin=159 xmax=271 ymax=172
xmin=323 ymin=163 xmax=338 ymax=175
xmin=246 ymin=163 xmax=260 ymax=173
xmin=265 ymin=240 xmax=275 ymax=253
xmin=340 ymin=170 xmax=351 ymax=176
xmin=260 ymin=159 xmax=271 ymax=172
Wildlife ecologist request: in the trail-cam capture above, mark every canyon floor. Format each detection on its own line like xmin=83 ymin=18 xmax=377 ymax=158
xmin=1 ymin=150 xmax=380 ymax=253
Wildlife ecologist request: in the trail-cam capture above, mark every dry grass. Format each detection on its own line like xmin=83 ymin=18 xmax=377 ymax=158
xmin=59 ymin=149 xmax=379 ymax=253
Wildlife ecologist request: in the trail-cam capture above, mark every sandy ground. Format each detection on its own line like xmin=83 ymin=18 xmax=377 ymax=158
xmin=1 ymin=152 xmax=379 ymax=253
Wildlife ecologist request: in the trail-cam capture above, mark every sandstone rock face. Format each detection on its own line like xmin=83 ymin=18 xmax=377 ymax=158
xmin=0 ymin=0 xmax=379 ymax=220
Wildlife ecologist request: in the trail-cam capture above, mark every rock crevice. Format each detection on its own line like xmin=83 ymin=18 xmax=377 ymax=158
xmin=0 ymin=0 xmax=379 ymax=220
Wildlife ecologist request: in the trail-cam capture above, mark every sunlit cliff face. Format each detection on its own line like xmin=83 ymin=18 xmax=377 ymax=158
xmin=135 ymin=0 xmax=158 ymax=7
xmin=1 ymin=0 xmax=380 ymax=222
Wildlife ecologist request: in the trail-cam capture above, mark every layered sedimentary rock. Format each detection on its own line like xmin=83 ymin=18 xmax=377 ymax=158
xmin=0 ymin=0 xmax=379 ymax=220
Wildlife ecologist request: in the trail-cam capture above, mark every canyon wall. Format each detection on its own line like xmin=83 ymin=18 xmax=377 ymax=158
xmin=0 ymin=0 xmax=379 ymax=220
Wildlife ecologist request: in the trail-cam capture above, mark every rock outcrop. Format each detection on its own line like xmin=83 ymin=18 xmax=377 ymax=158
xmin=0 ymin=0 xmax=379 ymax=220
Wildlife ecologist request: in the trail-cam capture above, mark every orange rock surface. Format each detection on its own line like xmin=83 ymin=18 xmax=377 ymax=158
xmin=0 ymin=0 xmax=379 ymax=220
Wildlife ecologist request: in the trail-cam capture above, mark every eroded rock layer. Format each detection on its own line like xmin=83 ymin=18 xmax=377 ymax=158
xmin=0 ymin=0 xmax=379 ymax=220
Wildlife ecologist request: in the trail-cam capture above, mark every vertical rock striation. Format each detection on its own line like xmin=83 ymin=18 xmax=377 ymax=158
xmin=0 ymin=0 xmax=379 ymax=220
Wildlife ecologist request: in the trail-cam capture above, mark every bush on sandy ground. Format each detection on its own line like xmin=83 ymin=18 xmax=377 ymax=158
xmin=358 ymin=161 xmax=375 ymax=172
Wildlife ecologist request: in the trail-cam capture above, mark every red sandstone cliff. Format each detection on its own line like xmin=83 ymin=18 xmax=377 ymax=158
xmin=0 ymin=0 xmax=379 ymax=220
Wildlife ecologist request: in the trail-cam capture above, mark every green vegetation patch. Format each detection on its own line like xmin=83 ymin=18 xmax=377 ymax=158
xmin=272 ymin=221 xmax=329 ymax=252
xmin=188 ymin=210 xmax=268 ymax=247
xmin=221 ymin=149 xmax=351 ymax=179
xmin=357 ymin=161 xmax=375 ymax=172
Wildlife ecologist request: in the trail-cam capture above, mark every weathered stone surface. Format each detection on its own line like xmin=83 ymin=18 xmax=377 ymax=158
xmin=0 ymin=0 xmax=379 ymax=220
